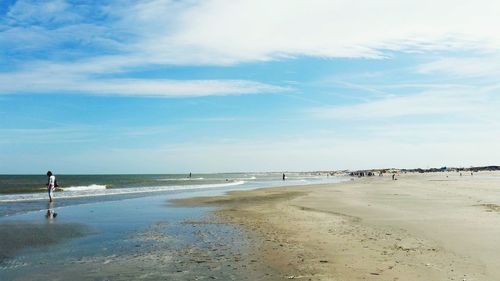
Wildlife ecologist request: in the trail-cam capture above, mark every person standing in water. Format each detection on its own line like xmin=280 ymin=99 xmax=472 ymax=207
xmin=282 ymin=173 xmax=286 ymax=181
xmin=46 ymin=171 xmax=57 ymax=202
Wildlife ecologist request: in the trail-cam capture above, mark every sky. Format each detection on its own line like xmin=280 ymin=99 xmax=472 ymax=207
xmin=1 ymin=0 xmax=499 ymax=174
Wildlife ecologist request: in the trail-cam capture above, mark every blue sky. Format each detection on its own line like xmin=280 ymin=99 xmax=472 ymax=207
xmin=1 ymin=0 xmax=499 ymax=174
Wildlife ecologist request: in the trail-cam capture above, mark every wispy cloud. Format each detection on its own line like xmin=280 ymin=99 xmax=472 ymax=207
xmin=42 ymin=133 xmax=500 ymax=174
xmin=0 ymin=71 xmax=288 ymax=97
xmin=6 ymin=0 xmax=500 ymax=64
xmin=3 ymin=0 xmax=500 ymax=97
xmin=159 ymin=0 xmax=500 ymax=62
xmin=309 ymin=87 xmax=500 ymax=121
xmin=0 ymin=125 xmax=179 ymax=145
xmin=416 ymin=57 xmax=500 ymax=77
xmin=0 ymin=127 xmax=95 ymax=144
xmin=3 ymin=1 xmax=500 ymax=173
xmin=0 ymin=0 xmax=295 ymax=97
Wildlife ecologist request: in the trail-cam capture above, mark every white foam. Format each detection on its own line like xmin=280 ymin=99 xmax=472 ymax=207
xmin=233 ymin=176 xmax=257 ymax=180
xmin=0 ymin=181 xmax=245 ymax=202
xmin=62 ymin=184 xmax=107 ymax=191
xmin=156 ymin=177 xmax=205 ymax=181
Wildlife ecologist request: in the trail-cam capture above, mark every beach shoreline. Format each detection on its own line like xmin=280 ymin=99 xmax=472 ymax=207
xmin=2 ymin=172 xmax=500 ymax=280
xmin=1 ymin=176 xmax=309 ymax=280
xmin=176 ymin=171 xmax=500 ymax=280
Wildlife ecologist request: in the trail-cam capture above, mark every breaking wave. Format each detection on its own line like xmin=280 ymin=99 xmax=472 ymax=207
xmin=62 ymin=184 xmax=107 ymax=191
xmin=0 ymin=181 xmax=245 ymax=202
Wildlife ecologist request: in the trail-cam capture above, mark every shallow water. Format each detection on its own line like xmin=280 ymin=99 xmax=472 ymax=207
xmin=0 ymin=191 xmax=229 ymax=280
xmin=0 ymin=176 xmax=345 ymax=280
xmin=0 ymin=173 xmax=344 ymax=217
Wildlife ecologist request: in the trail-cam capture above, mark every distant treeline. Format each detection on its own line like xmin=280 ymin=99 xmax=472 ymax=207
xmin=348 ymin=166 xmax=499 ymax=177
xmin=402 ymin=166 xmax=500 ymax=173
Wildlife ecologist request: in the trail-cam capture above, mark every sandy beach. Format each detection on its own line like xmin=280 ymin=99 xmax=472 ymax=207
xmin=177 ymin=172 xmax=500 ymax=280
xmin=2 ymin=172 xmax=500 ymax=280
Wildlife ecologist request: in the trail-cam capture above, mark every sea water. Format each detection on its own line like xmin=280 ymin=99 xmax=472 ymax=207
xmin=0 ymin=173 xmax=345 ymax=280
xmin=0 ymin=172 xmax=344 ymax=217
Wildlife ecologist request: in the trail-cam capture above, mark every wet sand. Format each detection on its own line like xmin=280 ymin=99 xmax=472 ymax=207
xmin=176 ymin=172 xmax=500 ymax=280
xmin=7 ymin=219 xmax=271 ymax=281
xmin=1 ymin=192 xmax=276 ymax=280
xmin=0 ymin=221 xmax=91 ymax=263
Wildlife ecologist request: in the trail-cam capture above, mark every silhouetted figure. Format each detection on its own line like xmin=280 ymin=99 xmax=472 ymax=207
xmin=189 ymin=172 xmax=192 ymax=178
xmin=282 ymin=173 xmax=286 ymax=181
xmin=392 ymin=174 xmax=395 ymax=180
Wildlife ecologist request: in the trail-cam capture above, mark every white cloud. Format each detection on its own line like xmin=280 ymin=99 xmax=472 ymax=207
xmin=0 ymin=70 xmax=286 ymax=97
xmin=155 ymin=0 xmax=500 ymax=64
xmin=3 ymin=0 xmax=500 ymax=96
xmin=309 ymin=89 xmax=498 ymax=120
xmin=300 ymin=85 xmax=500 ymax=170
xmin=416 ymin=57 xmax=500 ymax=77
xmin=6 ymin=0 xmax=500 ymax=66
xmin=3 ymin=1 xmax=500 ymax=172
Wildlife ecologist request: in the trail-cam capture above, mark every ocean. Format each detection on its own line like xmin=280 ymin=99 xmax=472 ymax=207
xmin=0 ymin=172 xmax=344 ymax=217
xmin=0 ymin=172 xmax=345 ymax=280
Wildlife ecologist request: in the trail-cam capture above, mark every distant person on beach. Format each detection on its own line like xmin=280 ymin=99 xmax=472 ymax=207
xmin=283 ymin=173 xmax=286 ymax=181
xmin=392 ymin=174 xmax=395 ymax=180
xmin=189 ymin=172 xmax=192 ymax=178
xmin=46 ymin=171 xmax=57 ymax=202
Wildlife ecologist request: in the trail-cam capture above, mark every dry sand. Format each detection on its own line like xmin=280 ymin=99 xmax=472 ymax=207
xmin=177 ymin=172 xmax=500 ymax=280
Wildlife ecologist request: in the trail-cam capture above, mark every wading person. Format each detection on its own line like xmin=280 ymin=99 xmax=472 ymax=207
xmin=46 ymin=171 xmax=57 ymax=202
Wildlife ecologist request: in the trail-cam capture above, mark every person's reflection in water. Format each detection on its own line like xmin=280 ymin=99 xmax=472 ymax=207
xmin=45 ymin=202 xmax=58 ymax=220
